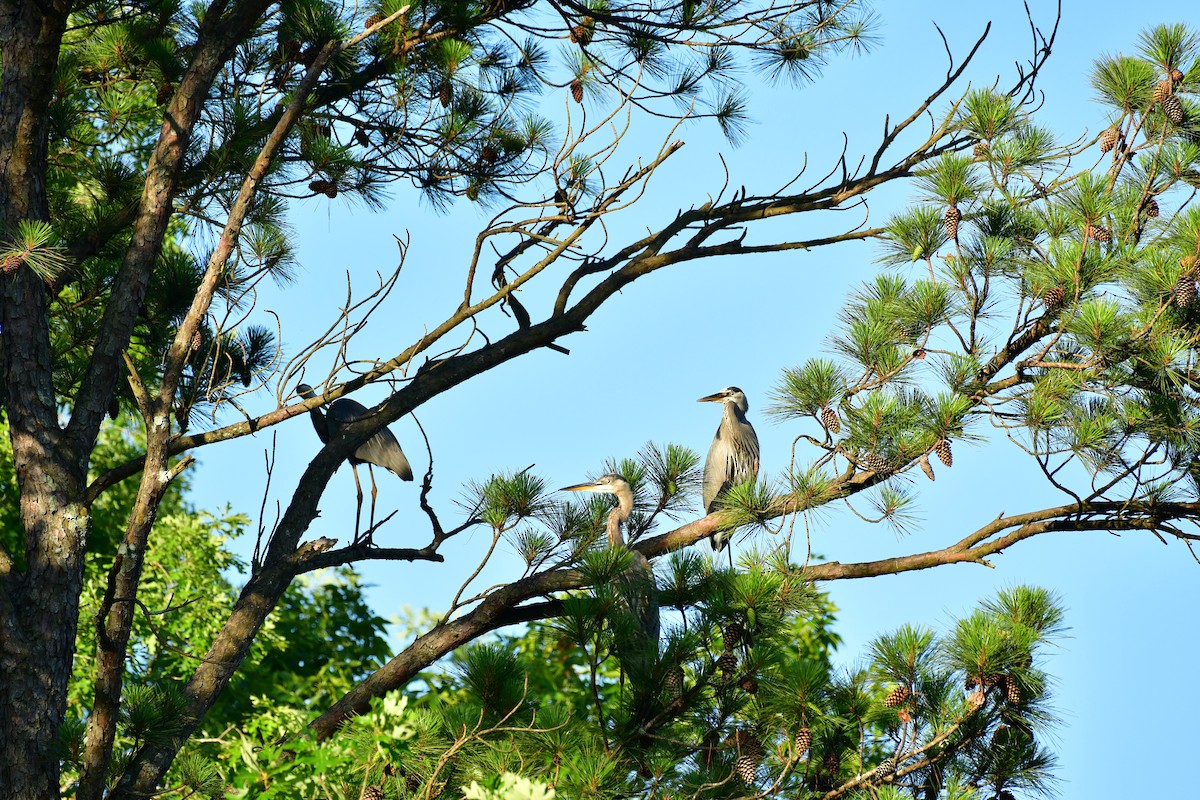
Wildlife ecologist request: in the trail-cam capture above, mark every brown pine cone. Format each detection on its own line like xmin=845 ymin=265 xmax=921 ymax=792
xmin=308 ymin=179 xmax=338 ymax=198
xmin=883 ymin=684 xmax=911 ymax=708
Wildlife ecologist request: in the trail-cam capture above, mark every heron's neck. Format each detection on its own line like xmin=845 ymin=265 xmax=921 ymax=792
xmin=308 ymin=407 xmax=330 ymax=443
xmin=725 ymin=400 xmax=748 ymax=424
xmin=606 ymin=485 xmax=634 ymax=547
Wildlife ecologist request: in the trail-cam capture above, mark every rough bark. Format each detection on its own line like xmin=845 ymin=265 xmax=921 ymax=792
xmin=0 ymin=2 xmax=85 ymax=797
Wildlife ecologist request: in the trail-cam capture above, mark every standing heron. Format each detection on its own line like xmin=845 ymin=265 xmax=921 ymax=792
xmin=698 ymin=386 xmax=760 ymax=552
xmin=296 ymin=383 xmax=414 ymax=539
xmin=560 ymin=473 xmax=660 ymax=671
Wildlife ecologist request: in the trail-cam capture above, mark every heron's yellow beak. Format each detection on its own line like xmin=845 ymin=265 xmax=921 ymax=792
xmin=697 ymin=391 xmax=725 ymax=403
xmin=560 ymin=481 xmax=602 ymax=493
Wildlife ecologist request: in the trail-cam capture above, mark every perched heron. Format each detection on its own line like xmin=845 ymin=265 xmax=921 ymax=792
xmin=296 ymin=383 xmax=414 ymax=539
xmin=698 ymin=386 xmax=760 ymax=552
xmin=560 ymin=473 xmax=660 ymax=669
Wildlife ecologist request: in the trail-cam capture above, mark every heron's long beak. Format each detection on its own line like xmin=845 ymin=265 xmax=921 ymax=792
xmin=697 ymin=391 xmax=726 ymax=403
xmin=560 ymin=481 xmax=603 ymax=493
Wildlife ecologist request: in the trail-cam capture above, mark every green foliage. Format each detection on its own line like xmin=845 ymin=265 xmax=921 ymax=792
xmin=11 ymin=0 xmax=887 ymax=425
xmin=0 ymin=413 xmax=392 ymax=795
xmin=765 ymin=23 xmax=1200 ymax=521
xmin=770 ymin=359 xmax=848 ymax=419
xmin=317 ymin=586 xmax=1058 ymax=799
xmin=1 ymin=220 xmax=71 ymax=280
xmin=958 ymin=89 xmax=1024 ymax=142
xmin=470 ymin=469 xmax=550 ymax=530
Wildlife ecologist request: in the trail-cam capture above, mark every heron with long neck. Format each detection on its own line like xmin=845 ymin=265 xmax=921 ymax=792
xmin=561 ymin=473 xmax=660 ymax=667
xmin=698 ymin=386 xmax=760 ymax=553
xmin=296 ymin=383 xmax=413 ymax=540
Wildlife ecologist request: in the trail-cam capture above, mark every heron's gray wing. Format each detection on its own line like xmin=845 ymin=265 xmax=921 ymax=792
xmin=729 ymin=418 xmax=760 ymax=486
xmin=355 ymin=426 xmax=414 ymax=481
xmin=702 ymin=427 xmax=729 ymax=513
xmin=328 ymin=399 xmax=414 ymax=480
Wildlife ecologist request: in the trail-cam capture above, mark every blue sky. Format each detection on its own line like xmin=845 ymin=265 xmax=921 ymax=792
xmin=186 ymin=2 xmax=1199 ymax=795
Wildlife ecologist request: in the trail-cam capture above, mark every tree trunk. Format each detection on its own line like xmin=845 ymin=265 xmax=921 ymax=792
xmin=0 ymin=503 xmax=89 ymax=800
xmin=0 ymin=2 xmax=83 ymax=798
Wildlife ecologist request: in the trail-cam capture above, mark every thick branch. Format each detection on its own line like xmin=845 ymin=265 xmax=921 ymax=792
xmin=65 ymin=0 xmax=273 ymax=456
xmin=308 ymin=495 xmax=1193 ymax=738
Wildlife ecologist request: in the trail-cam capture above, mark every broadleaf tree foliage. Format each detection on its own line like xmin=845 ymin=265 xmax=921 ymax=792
xmin=15 ymin=0 xmax=1200 ymax=798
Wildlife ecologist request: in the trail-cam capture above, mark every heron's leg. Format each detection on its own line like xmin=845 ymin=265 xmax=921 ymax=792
xmin=367 ymin=465 xmax=379 ymax=539
xmin=351 ymin=463 xmax=364 ymax=542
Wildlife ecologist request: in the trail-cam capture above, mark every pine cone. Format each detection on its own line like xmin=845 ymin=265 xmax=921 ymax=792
xmin=1142 ymin=198 xmax=1160 ymax=218
xmin=973 ymin=141 xmax=989 ymax=158
xmin=363 ymin=12 xmax=384 ymax=30
xmin=156 ymin=82 xmax=173 ymax=105
xmin=1162 ymin=93 xmax=1184 ymax=124
xmin=569 ymin=17 xmax=594 ymax=46
xmin=982 ymin=673 xmax=1003 ymax=688
xmin=795 ymin=727 xmax=812 ymax=755
xmin=883 ymin=684 xmax=911 ymax=708
xmin=480 ymin=144 xmax=498 ymax=165
xmin=918 ymin=453 xmax=936 ymax=482
xmin=734 ymin=754 xmax=759 ymax=783
xmin=944 ymin=204 xmax=961 ymax=239
xmin=933 ymin=438 xmax=953 ymax=467
xmin=190 ymin=330 xmax=202 ymax=352
xmin=717 ymin=649 xmax=737 ymax=683
xmin=1084 ymin=224 xmax=1111 ymax=243
xmin=736 ymin=730 xmax=764 ymax=760
xmin=308 ymin=179 xmax=338 ymax=198
xmin=1098 ymin=126 xmax=1120 ymax=154
xmin=859 ymin=452 xmax=892 ymax=475
xmin=876 ymin=757 xmax=896 ymax=780
xmin=1171 ymin=68 xmax=1185 ymax=83
xmin=822 ymin=750 xmax=841 ymax=779
xmin=723 ymin=621 xmax=747 ymax=650
xmin=740 ymin=676 xmax=759 ymax=694
xmin=1172 ymin=275 xmax=1197 ymax=307
xmin=439 ymin=79 xmax=452 ymax=108
xmin=1 ymin=253 xmax=24 ymax=275
xmin=361 ymin=786 xmax=384 ymax=800
xmin=570 ymin=78 xmax=584 ymax=104
xmin=913 ymin=347 xmax=927 ymax=359
xmin=354 ymin=127 xmax=371 ymax=148
xmin=1152 ymin=78 xmax=1173 ymax=106
xmin=1004 ymin=676 xmax=1021 ymax=704
xmin=1042 ymin=285 xmax=1066 ymax=309
xmin=820 ymin=405 xmax=841 ymax=433
xmin=665 ymin=665 xmax=684 ymax=700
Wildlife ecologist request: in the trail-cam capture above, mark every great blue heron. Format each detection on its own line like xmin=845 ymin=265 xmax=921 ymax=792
xmin=560 ymin=473 xmax=660 ymax=669
xmin=698 ymin=386 xmax=760 ymax=552
xmin=296 ymin=383 xmax=414 ymax=539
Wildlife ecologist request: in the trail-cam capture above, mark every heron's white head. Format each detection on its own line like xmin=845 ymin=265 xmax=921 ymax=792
xmin=697 ymin=386 xmax=749 ymax=413
xmin=559 ymin=473 xmax=630 ymax=495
